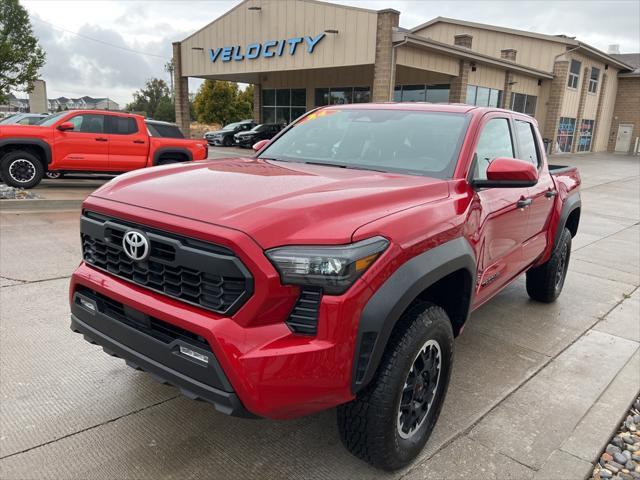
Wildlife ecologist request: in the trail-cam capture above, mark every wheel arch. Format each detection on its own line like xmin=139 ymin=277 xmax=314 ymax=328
xmin=153 ymin=147 xmax=193 ymax=165
xmin=0 ymin=138 xmax=51 ymax=169
xmin=351 ymin=237 xmax=476 ymax=393
xmin=554 ymin=192 xmax=581 ymax=248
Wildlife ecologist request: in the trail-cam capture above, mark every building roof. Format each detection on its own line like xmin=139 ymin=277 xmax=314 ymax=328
xmin=410 ymin=16 xmax=633 ymax=71
xmin=612 ymin=53 xmax=640 ymax=75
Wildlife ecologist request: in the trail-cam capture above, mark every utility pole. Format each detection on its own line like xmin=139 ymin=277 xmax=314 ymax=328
xmin=165 ymin=61 xmax=175 ymax=99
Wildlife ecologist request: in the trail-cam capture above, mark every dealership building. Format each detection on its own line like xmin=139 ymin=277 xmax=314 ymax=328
xmin=172 ymin=0 xmax=639 ymax=154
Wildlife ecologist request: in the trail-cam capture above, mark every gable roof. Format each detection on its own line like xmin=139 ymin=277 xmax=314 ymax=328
xmin=411 ymin=17 xmax=633 ymax=71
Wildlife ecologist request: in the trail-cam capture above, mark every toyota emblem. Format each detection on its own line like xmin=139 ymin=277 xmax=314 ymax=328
xmin=122 ymin=230 xmax=150 ymax=261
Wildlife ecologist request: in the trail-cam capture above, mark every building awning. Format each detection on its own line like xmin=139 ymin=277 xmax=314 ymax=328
xmin=393 ymin=31 xmax=555 ymax=80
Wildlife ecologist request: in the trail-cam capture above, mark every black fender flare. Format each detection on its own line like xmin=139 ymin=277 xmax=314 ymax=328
xmin=153 ymin=147 xmax=193 ymax=165
xmin=553 ymin=192 xmax=581 ymax=248
xmin=0 ymin=138 xmax=52 ymax=165
xmin=351 ymin=237 xmax=476 ymax=393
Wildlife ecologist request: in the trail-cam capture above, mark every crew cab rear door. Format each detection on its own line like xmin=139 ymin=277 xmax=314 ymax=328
xmin=53 ymin=113 xmax=108 ymax=170
xmin=106 ymin=115 xmax=148 ymax=170
xmin=513 ymin=118 xmax=555 ymax=262
xmin=469 ymin=113 xmax=532 ymax=304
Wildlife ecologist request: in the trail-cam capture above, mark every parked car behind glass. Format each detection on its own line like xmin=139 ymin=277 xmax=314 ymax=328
xmin=204 ymin=119 xmax=256 ymax=146
xmin=0 ymin=113 xmax=48 ymax=125
xmin=234 ymin=123 xmax=282 ymax=148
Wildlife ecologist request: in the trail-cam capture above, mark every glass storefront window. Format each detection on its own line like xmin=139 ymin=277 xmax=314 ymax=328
xmin=577 ymin=119 xmax=595 ymax=152
xmin=466 ymin=85 xmax=477 ymax=105
xmin=475 ymin=87 xmax=490 ymax=107
xmin=511 ymin=93 xmax=537 ymax=116
xmin=353 ymin=87 xmax=370 ymax=103
xmin=556 ymin=117 xmax=576 ymax=153
xmin=262 ymin=88 xmax=307 ymax=125
xmin=488 ymin=89 xmax=501 ymax=107
xmin=425 ymin=85 xmax=449 ymax=103
xmin=314 ymin=87 xmax=370 ymax=106
xmin=395 ymin=84 xmax=450 ymax=103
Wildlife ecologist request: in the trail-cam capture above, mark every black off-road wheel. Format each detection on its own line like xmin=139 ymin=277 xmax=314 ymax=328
xmin=1 ymin=151 xmax=44 ymax=189
xmin=45 ymin=171 xmax=63 ymax=179
xmin=526 ymin=227 xmax=572 ymax=303
xmin=337 ymin=302 xmax=454 ymax=471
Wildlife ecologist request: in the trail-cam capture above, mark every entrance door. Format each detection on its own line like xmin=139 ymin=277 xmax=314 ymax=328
xmin=615 ymin=124 xmax=634 ymax=153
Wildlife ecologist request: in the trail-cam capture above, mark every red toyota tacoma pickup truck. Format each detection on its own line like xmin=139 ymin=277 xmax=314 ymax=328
xmin=0 ymin=110 xmax=207 ymax=188
xmin=69 ymin=104 xmax=580 ymax=470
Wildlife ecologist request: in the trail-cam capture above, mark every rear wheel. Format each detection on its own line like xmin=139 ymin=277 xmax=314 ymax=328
xmin=157 ymin=159 xmax=179 ymax=166
xmin=222 ymin=136 xmax=233 ymax=147
xmin=1 ymin=151 xmax=44 ymax=189
xmin=45 ymin=171 xmax=63 ymax=179
xmin=337 ymin=302 xmax=454 ymax=470
xmin=526 ymin=227 xmax=572 ymax=303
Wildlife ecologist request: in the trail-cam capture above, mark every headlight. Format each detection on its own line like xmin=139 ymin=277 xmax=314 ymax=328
xmin=266 ymin=236 xmax=389 ymax=294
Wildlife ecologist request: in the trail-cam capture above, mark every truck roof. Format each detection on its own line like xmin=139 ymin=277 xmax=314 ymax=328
xmin=320 ymin=102 xmax=513 ymax=115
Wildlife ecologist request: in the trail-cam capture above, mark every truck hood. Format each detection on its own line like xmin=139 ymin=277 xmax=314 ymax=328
xmin=0 ymin=125 xmax=49 ymax=137
xmin=90 ymin=158 xmax=449 ymax=248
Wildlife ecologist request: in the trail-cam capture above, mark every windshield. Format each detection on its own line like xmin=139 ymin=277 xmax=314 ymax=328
xmin=0 ymin=114 xmax=20 ymax=124
xmin=249 ymin=125 xmax=265 ymax=133
xmin=36 ymin=112 xmax=66 ymax=126
xmin=259 ymin=109 xmax=469 ymax=178
xmin=222 ymin=122 xmax=240 ymax=131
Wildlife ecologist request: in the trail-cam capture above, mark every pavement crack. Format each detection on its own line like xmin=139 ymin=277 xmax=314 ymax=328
xmin=0 ymin=395 xmax=180 ymax=461
xmin=0 ymin=274 xmax=72 ymax=288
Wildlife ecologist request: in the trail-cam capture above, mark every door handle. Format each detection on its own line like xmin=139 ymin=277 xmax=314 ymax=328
xmin=517 ymin=198 xmax=533 ymax=209
xmin=133 ymin=140 xmax=145 ymax=144
xmin=95 ymin=137 xmax=108 ymax=142
xmin=545 ymin=190 xmax=558 ymax=199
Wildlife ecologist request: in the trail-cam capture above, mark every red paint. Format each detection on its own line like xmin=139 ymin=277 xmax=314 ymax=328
xmin=486 ymin=157 xmax=539 ymax=182
xmin=0 ymin=110 xmax=207 ymax=172
xmin=69 ymin=104 xmax=580 ymax=419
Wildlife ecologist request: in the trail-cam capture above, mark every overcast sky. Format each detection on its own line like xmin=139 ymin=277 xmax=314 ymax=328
xmin=20 ymin=0 xmax=640 ymax=107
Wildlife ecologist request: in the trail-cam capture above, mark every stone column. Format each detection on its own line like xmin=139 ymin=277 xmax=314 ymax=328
xmin=449 ymin=60 xmax=470 ymax=103
xmin=172 ymin=41 xmax=191 ymax=137
xmin=371 ymin=9 xmax=400 ymax=102
xmin=502 ymin=71 xmax=514 ymax=109
xmin=542 ymin=60 xmax=569 ymax=143
xmin=572 ymin=66 xmax=591 ymax=153
xmin=253 ymin=83 xmax=261 ymax=123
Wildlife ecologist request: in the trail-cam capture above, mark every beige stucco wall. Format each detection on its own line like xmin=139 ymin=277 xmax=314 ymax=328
xmin=395 ymin=45 xmax=459 ymax=76
xmin=180 ymin=0 xmax=378 ymax=78
xmin=560 ymin=52 xmax=609 ymax=120
xmin=593 ymin=71 xmax=619 ymax=151
xmin=467 ymin=64 xmax=504 ymax=90
xmin=413 ymin=22 xmax=567 ymax=71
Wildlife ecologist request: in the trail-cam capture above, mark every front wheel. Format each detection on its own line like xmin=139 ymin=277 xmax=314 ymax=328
xmin=526 ymin=227 xmax=572 ymax=303
xmin=337 ymin=302 xmax=454 ymax=470
xmin=1 ymin=151 xmax=44 ymax=189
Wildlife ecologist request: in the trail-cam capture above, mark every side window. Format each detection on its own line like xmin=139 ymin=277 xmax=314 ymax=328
xmin=568 ymin=60 xmax=581 ymax=89
xmin=108 ymin=116 xmax=138 ymax=135
xmin=69 ymin=114 xmax=105 ymax=133
xmin=17 ymin=118 xmax=31 ymax=125
xmin=473 ymin=118 xmax=514 ymax=180
xmin=514 ymin=120 xmax=540 ymax=168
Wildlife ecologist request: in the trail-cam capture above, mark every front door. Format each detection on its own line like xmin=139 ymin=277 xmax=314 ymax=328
xmin=615 ymin=124 xmax=634 ymax=153
xmin=470 ymin=115 xmax=532 ymax=306
xmin=53 ymin=113 xmax=108 ymax=170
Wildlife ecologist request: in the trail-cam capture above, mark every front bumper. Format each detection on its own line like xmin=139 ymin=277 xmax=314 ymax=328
xmin=235 ymin=136 xmax=256 ymax=148
xmin=70 ymin=288 xmax=254 ymax=417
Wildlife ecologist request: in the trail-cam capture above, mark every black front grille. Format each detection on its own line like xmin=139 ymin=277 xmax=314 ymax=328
xmin=286 ymin=288 xmax=322 ymax=335
xmin=81 ymin=212 xmax=253 ymax=315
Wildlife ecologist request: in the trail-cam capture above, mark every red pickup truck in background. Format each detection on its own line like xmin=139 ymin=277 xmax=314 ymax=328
xmin=69 ymin=104 xmax=581 ymax=470
xmin=0 ymin=110 xmax=208 ymax=188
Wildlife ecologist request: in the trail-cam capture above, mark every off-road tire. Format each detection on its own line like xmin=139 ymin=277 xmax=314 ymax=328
xmin=1 ymin=151 xmax=44 ymax=189
xmin=337 ymin=302 xmax=454 ymax=471
xmin=526 ymin=227 xmax=572 ymax=303
xmin=157 ymin=159 xmax=179 ymax=166
xmin=45 ymin=171 xmax=63 ymax=179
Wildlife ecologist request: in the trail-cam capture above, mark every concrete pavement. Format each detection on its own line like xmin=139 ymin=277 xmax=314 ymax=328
xmin=0 ymin=152 xmax=638 ymax=479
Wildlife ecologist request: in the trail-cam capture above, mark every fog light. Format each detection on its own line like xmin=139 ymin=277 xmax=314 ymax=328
xmin=78 ymin=297 xmax=96 ymax=312
xmin=179 ymin=346 xmax=209 ymax=364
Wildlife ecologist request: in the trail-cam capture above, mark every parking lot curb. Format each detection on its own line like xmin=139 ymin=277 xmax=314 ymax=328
xmin=0 ymin=199 xmax=83 ymax=212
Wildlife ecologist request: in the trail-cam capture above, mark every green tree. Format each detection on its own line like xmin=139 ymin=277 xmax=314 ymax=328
xmin=126 ymin=78 xmax=171 ymax=119
xmin=154 ymin=96 xmax=175 ymax=122
xmin=0 ymin=0 xmax=46 ymax=103
xmin=193 ymin=80 xmax=254 ymax=126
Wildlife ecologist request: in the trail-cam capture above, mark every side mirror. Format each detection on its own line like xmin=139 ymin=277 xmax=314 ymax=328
xmin=473 ymin=157 xmax=538 ymax=188
xmin=253 ymin=139 xmax=270 ymax=152
xmin=57 ymin=122 xmax=74 ymax=131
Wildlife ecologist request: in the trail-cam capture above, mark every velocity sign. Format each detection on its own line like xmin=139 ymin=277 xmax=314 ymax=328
xmin=209 ymin=33 xmax=326 ymax=62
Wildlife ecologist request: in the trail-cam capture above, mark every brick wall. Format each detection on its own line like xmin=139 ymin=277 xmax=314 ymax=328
xmin=608 ymin=76 xmax=640 ymax=152
xmin=372 ymin=9 xmax=399 ymax=102
xmin=253 ymin=84 xmax=261 ymax=123
xmin=502 ymin=71 xmax=514 ymax=109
